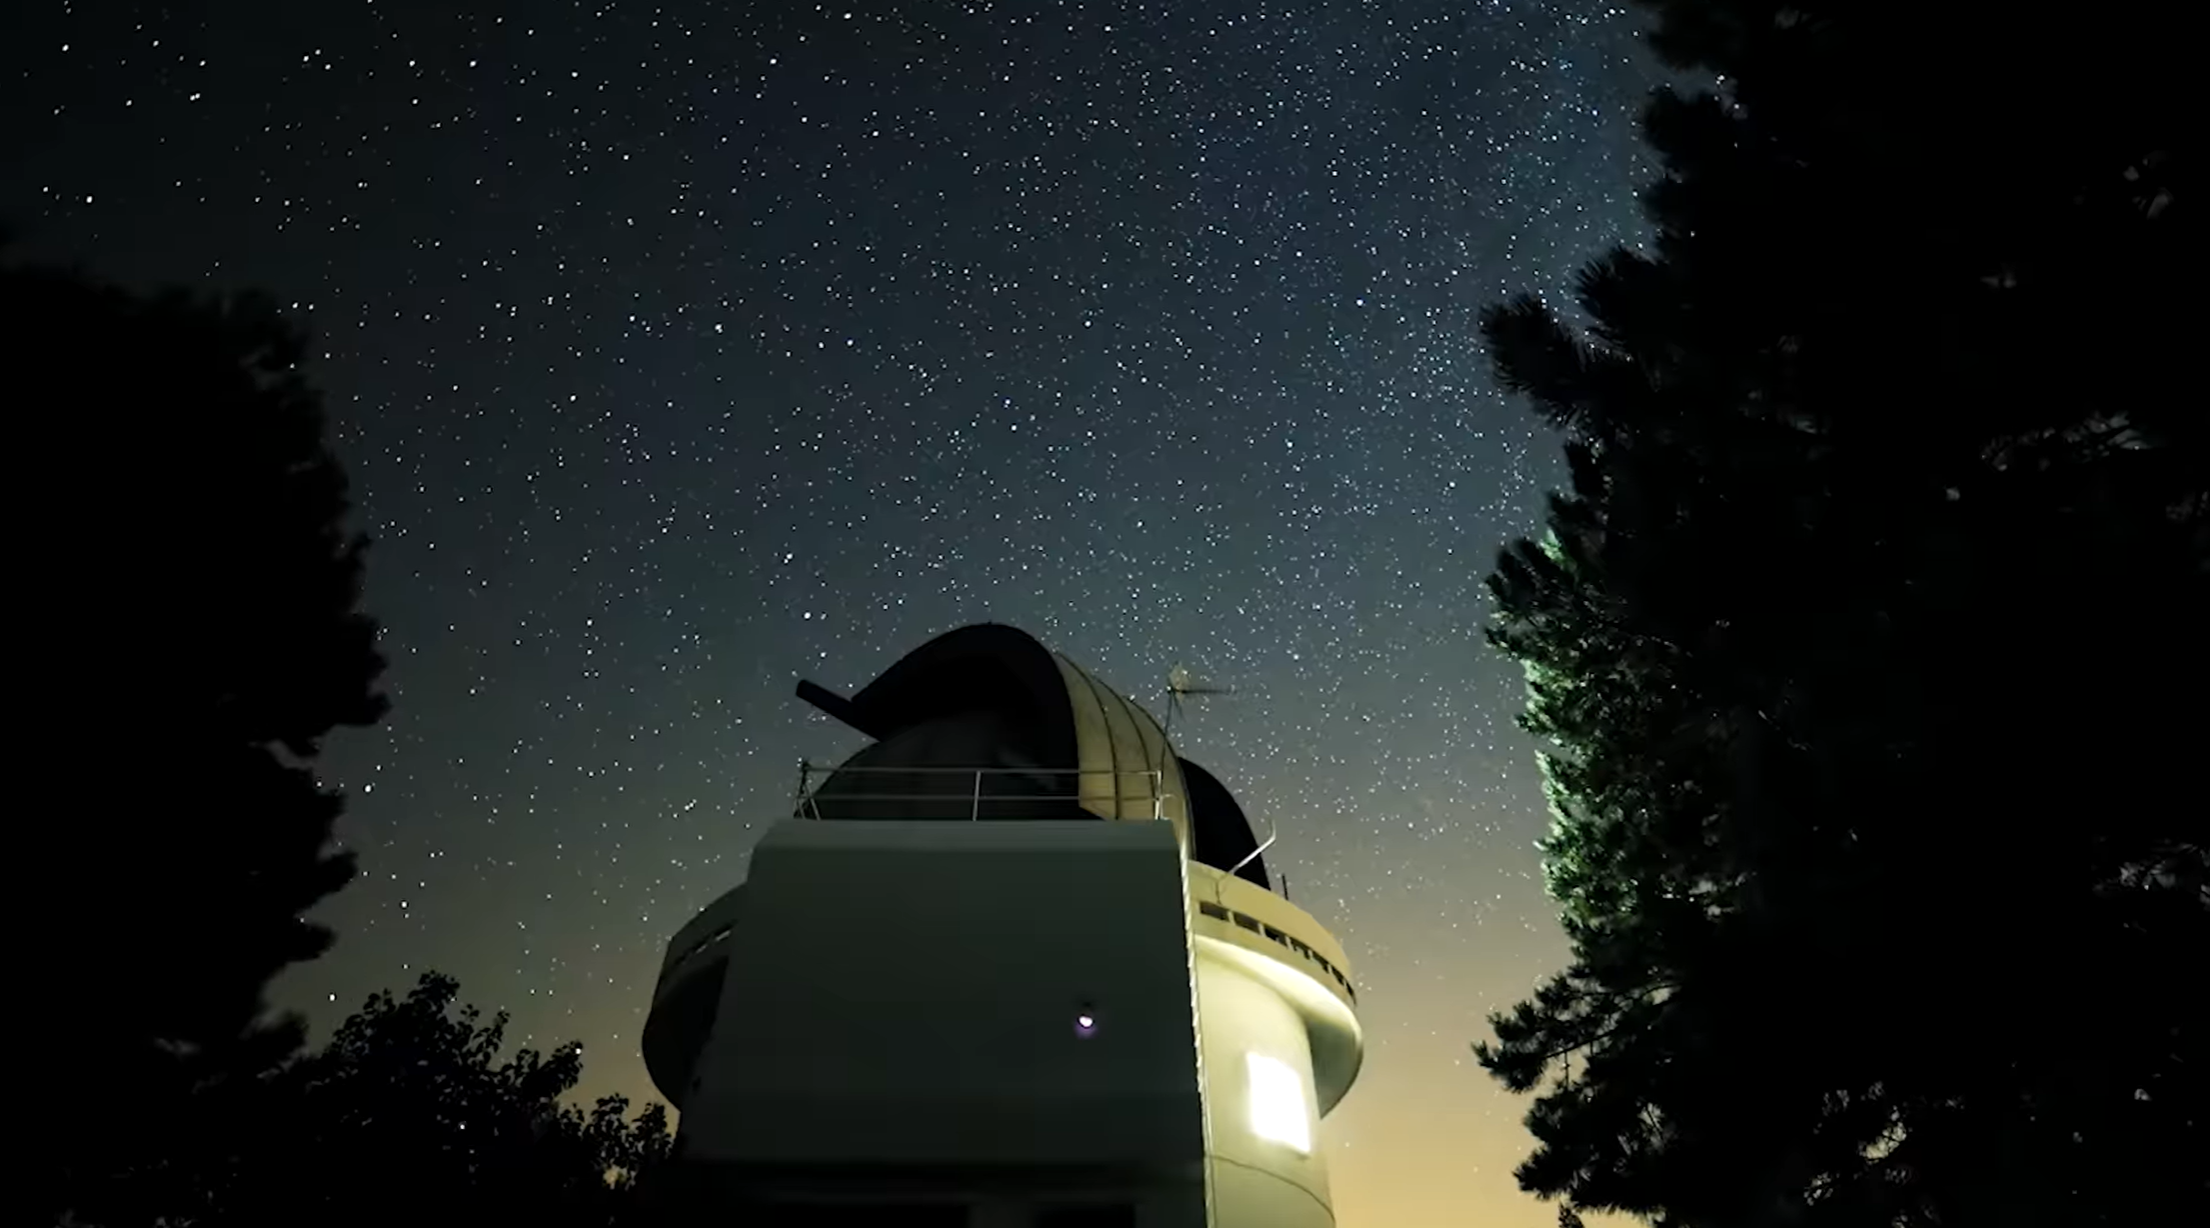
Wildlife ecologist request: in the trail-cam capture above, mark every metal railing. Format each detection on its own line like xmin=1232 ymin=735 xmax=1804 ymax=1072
xmin=788 ymin=759 xmax=1295 ymax=903
xmin=793 ymin=760 xmax=1170 ymax=823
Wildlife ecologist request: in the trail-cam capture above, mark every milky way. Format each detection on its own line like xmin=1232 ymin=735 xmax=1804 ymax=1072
xmin=7 ymin=3 xmax=1659 ymax=1221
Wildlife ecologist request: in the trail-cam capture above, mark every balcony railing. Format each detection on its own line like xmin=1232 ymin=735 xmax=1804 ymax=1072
xmin=793 ymin=760 xmax=1170 ymax=823
xmin=788 ymin=759 xmax=1293 ymax=902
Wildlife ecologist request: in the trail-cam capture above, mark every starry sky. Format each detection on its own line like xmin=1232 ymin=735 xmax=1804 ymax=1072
xmin=6 ymin=2 xmax=1661 ymax=1222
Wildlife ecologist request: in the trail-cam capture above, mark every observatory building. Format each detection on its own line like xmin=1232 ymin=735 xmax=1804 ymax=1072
xmin=642 ymin=625 xmax=1364 ymax=1227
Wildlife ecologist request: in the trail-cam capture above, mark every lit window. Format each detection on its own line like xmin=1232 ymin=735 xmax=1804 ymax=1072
xmin=1246 ymin=1053 xmax=1310 ymax=1153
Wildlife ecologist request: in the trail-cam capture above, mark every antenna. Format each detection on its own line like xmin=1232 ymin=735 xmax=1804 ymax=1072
xmin=1162 ymin=663 xmax=1235 ymax=741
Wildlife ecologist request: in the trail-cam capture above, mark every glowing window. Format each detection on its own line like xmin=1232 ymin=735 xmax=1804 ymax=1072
xmin=1246 ymin=1053 xmax=1311 ymax=1153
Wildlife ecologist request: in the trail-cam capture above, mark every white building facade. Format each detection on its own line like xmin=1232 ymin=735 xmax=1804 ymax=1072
xmin=642 ymin=625 xmax=1363 ymax=1228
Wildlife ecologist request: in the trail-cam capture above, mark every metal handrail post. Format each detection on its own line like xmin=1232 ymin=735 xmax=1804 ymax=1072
xmin=1227 ymin=815 xmax=1279 ymax=880
xmin=970 ymin=769 xmax=982 ymax=821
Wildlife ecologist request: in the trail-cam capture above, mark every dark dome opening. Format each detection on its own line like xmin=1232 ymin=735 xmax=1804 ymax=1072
xmin=799 ymin=624 xmax=1085 ymax=822
xmin=1180 ymin=758 xmax=1269 ymax=889
xmin=807 ymin=707 xmax=1080 ymax=821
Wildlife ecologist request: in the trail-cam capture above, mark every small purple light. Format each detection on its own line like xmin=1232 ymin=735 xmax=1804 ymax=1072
xmin=1074 ymin=1011 xmax=1099 ymax=1037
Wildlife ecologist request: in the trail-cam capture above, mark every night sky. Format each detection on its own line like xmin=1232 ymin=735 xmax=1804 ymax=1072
xmin=7 ymin=2 xmax=1659 ymax=1222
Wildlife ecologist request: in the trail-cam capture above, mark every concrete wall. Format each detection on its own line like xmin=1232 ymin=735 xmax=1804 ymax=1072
xmin=642 ymin=881 xmax=747 ymax=1108
xmin=678 ymin=819 xmax=1207 ymax=1225
xmin=1196 ymin=955 xmax=1336 ymax=1228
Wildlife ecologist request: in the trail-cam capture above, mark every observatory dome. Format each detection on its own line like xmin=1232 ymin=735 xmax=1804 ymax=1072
xmin=796 ymin=623 xmax=1271 ymax=885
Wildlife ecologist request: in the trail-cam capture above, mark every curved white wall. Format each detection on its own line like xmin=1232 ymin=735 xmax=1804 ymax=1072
xmin=1196 ymin=953 xmax=1335 ymax=1228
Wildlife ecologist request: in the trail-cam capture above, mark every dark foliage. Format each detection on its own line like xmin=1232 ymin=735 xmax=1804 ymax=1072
xmin=185 ymin=972 xmax=674 ymax=1228
xmin=1474 ymin=2 xmax=2201 ymax=1226
xmin=6 ymin=257 xmax=387 ymax=1222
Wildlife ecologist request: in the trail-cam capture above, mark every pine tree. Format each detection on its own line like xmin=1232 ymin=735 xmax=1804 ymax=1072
xmin=1474 ymin=2 xmax=2201 ymax=1225
xmin=6 ymin=258 xmax=388 ymax=1224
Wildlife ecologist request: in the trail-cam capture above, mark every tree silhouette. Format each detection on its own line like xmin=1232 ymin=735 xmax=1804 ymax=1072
xmin=1474 ymin=2 xmax=2199 ymax=1226
xmin=195 ymin=972 xmax=672 ymax=1228
xmin=7 ymin=256 xmax=388 ymax=1224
